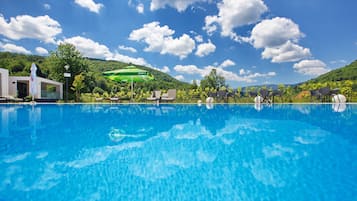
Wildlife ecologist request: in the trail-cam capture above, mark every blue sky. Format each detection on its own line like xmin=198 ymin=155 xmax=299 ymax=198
xmin=0 ymin=0 xmax=356 ymax=87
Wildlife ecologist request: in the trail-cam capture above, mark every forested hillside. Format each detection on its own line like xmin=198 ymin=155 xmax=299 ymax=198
xmin=307 ymin=60 xmax=357 ymax=83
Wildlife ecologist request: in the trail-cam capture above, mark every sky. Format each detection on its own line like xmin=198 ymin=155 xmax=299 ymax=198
xmin=0 ymin=0 xmax=356 ymax=87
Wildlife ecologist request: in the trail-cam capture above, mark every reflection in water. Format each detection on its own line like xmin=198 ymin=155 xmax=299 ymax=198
xmin=108 ymin=128 xmax=147 ymax=142
xmin=292 ymin=104 xmax=311 ymax=114
xmin=254 ymin=103 xmax=263 ymax=111
xmin=0 ymin=104 xmax=356 ymax=200
xmin=332 ymin=103 xmax=346 ymax=112
xmin=206 ymin=103 xmax=214 ymax=109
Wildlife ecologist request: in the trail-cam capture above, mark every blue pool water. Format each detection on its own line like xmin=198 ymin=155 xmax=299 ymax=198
xmin=0 ymin=103 xmax=356 ymax=201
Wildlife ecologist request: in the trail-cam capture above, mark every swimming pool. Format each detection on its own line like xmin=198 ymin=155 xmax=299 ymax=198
xmin=0 ymin=104 xmax=356 ymax=200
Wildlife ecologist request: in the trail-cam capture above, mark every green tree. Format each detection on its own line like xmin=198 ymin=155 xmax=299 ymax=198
xmin=45 ymin=43 xmax=89 ymax=99
xmin=191 ymin=80 xmax=198 ymax=89
xmin=285 ymin=86 xmax=293 ymax=102
xmin=200 ymin=69 xmax=226 ymax=90
xmin=71 ymin=73 xmax=85 ymax=102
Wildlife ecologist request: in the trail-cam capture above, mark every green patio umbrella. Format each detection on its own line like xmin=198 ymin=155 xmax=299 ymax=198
xmin=103 ymin=66 xmax=154 ymax=100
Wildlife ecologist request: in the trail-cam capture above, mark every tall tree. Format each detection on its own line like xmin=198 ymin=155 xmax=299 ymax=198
xmin=45 ymin=43 xmax=89 ymax=98
xmin=200 ymin=69 xmax=226 ymax=90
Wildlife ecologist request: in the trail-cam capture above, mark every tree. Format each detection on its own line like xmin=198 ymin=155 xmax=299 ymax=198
xmin=71 ymin=73 xmax=85 ymax=102
xmin=45 ymin=43 xmax=89 ymax=99
xmin=200 ymin=69 xmax=226 ymax=90
xmin=191 ymin=80 xmax=198 ymax=89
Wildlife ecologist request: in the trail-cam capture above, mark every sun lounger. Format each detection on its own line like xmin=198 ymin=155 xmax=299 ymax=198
xmin=161 ymin=89 xmax=176 ymax=102
xmin=3 ymin=96 xmax=23 ymax=103
xmin=147 ymin=90 xmax=161 ymax=102
xmin=259 ymin=88 xmax=271 ymax=103
xmin=110 ymin=97 xmax=119 ymax=103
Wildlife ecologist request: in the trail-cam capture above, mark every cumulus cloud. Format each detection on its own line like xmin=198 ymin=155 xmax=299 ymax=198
xmin=194 ymin=35 xmax=203 ymax=43
xmin=129 ymin=21 xmax=195 ymax=59
xmin=150 ymin=0 xmax=209 ymax=12
xmin=195 ymin=40 xmax=216 ymax=57
xmin=174 ymin=62 xmax=276 ymax=83
xmin=219 ymin=59 xmax=235 ymax=68
xmin=175 ymin=75 xmax=185 ymax=81
xmin=0 ymin=14 xmax=61 ymax=43
xmin=262 ymin=41 xmax=311 ymax=63
xmin=151 ymin=65 xmax=171 ymax=73
xmin=43 ymin=3 xmax=51 ymax=10
xmin=35 ymin=47 xmax=49 ymax=55
xmin=63 ymin=36 xmax=112 ymax=58
xmin=161 ymin=66 xmax=170 ymax=73
xmin=62 ymin=36 xmax=148 ymax=66
xmin=330 ymin=60 xmax=347 ymax=65
xmin=0 ymin=43 xmax=31 ymax=54
xmin=74 ymin=0 xmax=103 ymax=14
xmin=174 ymin=65 xmax=205 ymax=76
xmin=293 ymin=60 xmax=330 ymax=76
xmin=249 ymin=17 xmax=304 ymax=48
xmin=246 ymin=17 xmax=312 ymax=63
xmin=106 ymin=53 xmax=148 ymax=66
xmin=118 ymin=45 xmax=137 ymax=53
xmin=204 ymin=0 xmax=268 ymax=38
xmin=239 ymin=68 xmax=251 ymax=75
xmin=136 ymin=3 xmax=144 ymax=13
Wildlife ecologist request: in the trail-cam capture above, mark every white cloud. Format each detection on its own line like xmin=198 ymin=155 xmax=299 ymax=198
xmin=249 ymin=17 xmax=304 ymax=48
xmin=247 ymin=17 xmax=312 ymax=63
xmin=195 ymin=40 xmax=216 ymax=57
xmin=0 ymin=43 xmax=31 ymax=54
xmin=129 ymin=21 xmax=195 ymax=59
xmin=63 ymin=36 xmax=112 ymax=58
xmin=44 ymin=3 xmax=51 ymax=10
xmin=175 ymin=75 xmax=185 ymax=81
xmin=219 ymin=59 xmax=235 ymax=68
xmin=106 ymin=53 xmax=148 ymax=66
xmin=174 ymin=63 xmax=276 ymax=83
xmin=74 ymin=0 xmax=103 ymax=14
xmin=204 ymin=0 xmax=268 ymax=37
xmin=174 ymin=65 xmax=206 ymax=76
xmin=0 ymin=14 xmax=61 ymax=44
xmin=162 ymin=66 xmax=170 ymax=73
xmin=62 ymin=36 xmax=148 ymax=66
xmin=118 ymin=45 xmax=137 ymax=53
xmin=293 ymin=59 xmax=330 ymax=76
xmin=239 ymin=68 xmax=250 ymax=75
xmin=330 ymin=59 xmax=347 ymax=65
xmin=151 ymin=65 xmax=171 ymax=73
xmin=35 ymin=47 xmax=49 ymax=55
xmin=262 ymin=41 xmax=311 ymax=63
xmin=150 ymin=0 xmax=209 ymax=12
xmin=204 ymin=16 xmax=218 ymax=35
xmin=136 ymin=3 xmax=145 ymax=13
xmin=195 ymin=35 xmax=203 ymax=43
xmin=245 ymin=71 xmax=276 ymax=79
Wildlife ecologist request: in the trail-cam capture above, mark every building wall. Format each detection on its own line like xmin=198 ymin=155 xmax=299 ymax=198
xmin=9 ymin=76 xmax=25 ymax=97
xmin=0 ymin=68 xmax=9 ymax=97
xmin=0 ymin=68 xmax=63 ymax=99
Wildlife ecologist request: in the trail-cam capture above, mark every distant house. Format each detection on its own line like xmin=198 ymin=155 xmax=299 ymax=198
xmin=0 ymin=68 xmax=63 ymax=100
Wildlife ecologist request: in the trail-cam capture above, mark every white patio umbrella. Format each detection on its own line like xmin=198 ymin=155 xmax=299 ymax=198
xmin=30 ymin=63 xmax=38 ymax=101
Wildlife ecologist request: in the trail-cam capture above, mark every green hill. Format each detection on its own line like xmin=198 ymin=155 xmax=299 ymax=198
xmin=307 ymin=60 xmax=357 ymax=83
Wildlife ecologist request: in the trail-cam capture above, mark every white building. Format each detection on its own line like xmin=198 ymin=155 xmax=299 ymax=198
xmin=0 ymin=68 xmax=63 ymax=100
